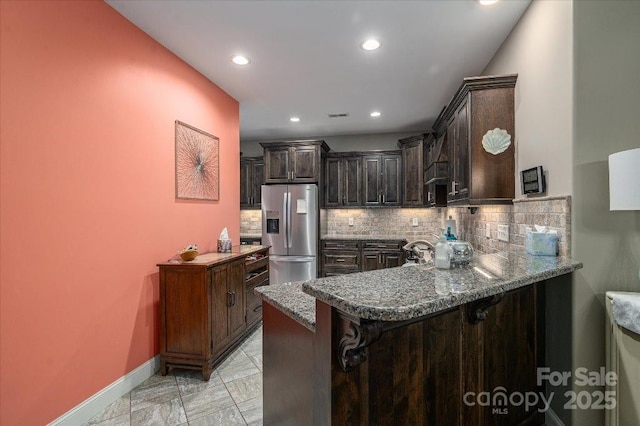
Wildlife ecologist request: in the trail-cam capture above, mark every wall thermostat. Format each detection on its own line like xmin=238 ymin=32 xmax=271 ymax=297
xmin=521 ymin=166 xmax=546 ymax=194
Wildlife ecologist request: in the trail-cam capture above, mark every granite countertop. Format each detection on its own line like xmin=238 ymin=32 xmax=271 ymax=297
xmin=303 ymin=251 xmax=582 ymax=321
xmin=254 ymin=281 xmax=316 ymax=332
xmin=255 ymin=251 xmax=582 ymax=328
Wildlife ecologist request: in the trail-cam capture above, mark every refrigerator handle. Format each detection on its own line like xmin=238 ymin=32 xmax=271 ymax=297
xmin=287 ymin=191 xmax=293 ymax=249
xmin=283 ymin=192 xmax=288 ymax=250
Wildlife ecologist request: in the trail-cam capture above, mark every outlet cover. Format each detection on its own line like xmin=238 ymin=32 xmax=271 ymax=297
xmin=412 ymin=218 xmax=419 ymax=227
xmin=485 ymin=223 xmax=491 ymax=238
xmin=497 ymin=224 xmax=509 ymax=242
xmin=348 ymin=217 xmax=354 ymax=226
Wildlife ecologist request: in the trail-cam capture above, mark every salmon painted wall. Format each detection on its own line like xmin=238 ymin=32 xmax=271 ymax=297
xmin=0 ymin=1 xmax=239 ymax=423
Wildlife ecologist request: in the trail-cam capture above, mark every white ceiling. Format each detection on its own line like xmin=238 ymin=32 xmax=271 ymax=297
xmin=106 ymin=0 xmax=531 ymax=142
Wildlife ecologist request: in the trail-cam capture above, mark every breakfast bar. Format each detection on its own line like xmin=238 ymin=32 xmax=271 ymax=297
xmin=255 ymin=251 xmax=582 ymax=425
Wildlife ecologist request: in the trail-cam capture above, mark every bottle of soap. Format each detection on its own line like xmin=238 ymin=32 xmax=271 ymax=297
xmin=435 ymin=229 xmax=452 ymax=269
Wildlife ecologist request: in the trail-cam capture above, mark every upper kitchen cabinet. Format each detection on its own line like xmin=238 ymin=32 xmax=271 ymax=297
xmin=240 ymin=156 xmax=264 ymax=209
xmin=260 ymin=140 xmax=330 ymax=184
xmin=363 ymin=151 xmax=402 ymax=206
xmin=440 ymin=74 xmax=517 ymax=205
xmin=424 ymin=131 xmax=448 ymax=207
xmin=398 ymin=133 xmax=432 ymax=206
xmin=324 ymin=153 xmax=363 ymax=207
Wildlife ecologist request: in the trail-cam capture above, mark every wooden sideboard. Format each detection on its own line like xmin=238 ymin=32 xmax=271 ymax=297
xmin=157 ymin=246 xmax=269 ymax=380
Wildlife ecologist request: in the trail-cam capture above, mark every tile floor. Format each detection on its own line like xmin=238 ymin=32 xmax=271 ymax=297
xmin=86 ymin=326 xmax=264 ymax=426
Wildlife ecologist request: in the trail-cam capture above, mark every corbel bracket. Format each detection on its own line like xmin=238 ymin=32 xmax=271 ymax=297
xmin=467 ymin=292 xmax=505 ymax=324
xmin=337 ymin=317 xmax=384 ymax=372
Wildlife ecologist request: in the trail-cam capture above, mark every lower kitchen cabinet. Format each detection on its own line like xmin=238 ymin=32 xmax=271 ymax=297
xmin=361 ymin=240 xmax=405 ymax=271
xmin=157 ymin=246 xmax=269 ymax=380
xmin=321 ymin=239 xmax=405 ymax=276
xmin=321 ymin=240 xmax=361 ymax=277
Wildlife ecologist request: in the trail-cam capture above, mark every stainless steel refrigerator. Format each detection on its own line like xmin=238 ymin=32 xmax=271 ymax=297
xmin=261 ymin=184 xmax=318 ymax=285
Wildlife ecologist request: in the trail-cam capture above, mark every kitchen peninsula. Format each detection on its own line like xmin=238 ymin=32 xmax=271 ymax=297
xmin=255 ymin=251 xmax=582 ymax=425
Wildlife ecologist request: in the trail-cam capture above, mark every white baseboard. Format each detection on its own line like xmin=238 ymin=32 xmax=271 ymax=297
xmin=546 ymin=407 xmax=565 ymax=426
xmin=48 ymin=355 xmax=160 ymax=426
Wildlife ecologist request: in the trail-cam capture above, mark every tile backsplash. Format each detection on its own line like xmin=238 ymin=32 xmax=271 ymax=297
xmin=445 ymin=195 xmax=571 ymax=257
xmin=323 ymin=208 xmax=442 ymax=239
xmin=240 ymin=210 xmax=262 ymax=235
xmin=240 ymin=195 xmax=571 ymax=256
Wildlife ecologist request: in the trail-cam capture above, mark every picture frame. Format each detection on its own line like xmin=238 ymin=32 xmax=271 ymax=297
xmin=175 ymin=120 xmax=219 ymax=201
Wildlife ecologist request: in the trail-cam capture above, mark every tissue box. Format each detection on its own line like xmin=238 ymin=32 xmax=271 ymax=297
xmin=217 ymin=239 xmax=232 ymax=253
xmin=525 ymin=232 xmax=558 ymax=256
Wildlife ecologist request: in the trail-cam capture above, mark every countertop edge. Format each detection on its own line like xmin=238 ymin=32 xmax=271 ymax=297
xmin=255 ymin=284 xmax=316 ymax=332
xmin=157 ymin=245 xmax=269 ymax=267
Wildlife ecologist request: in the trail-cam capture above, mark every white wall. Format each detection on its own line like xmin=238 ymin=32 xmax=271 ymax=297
xmin=483 ymin=0 xmax=574 ymax=198
xmin=572 ymin=1 xmax=640 ymax=425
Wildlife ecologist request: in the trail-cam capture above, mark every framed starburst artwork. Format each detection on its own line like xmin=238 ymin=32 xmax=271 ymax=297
xmin=175 ymin=121 xmax=219 ymax=201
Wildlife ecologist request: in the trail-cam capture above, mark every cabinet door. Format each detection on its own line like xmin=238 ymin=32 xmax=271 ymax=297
xmin=240 ymin=161 xmax=252 ymax=208
xmin=402 ymin=141 xmax=423 ymax=205
xmin=451 ymin=99 xmax=470 ymax=200
xmin=362 ymin=251 xmax=381 ymax=271
xmin=264 ymin=147 xmax=290 ymax=183
xmin=251 ymin=160 xmax=264 ymax=208
xmin=324 ymin=157 xmax=342 ymax=207
xmin=228 ymin=260 xmax=246 ymax=339
xmin=381 ymin=154 xmax=402 ymax=205
xmin=343 ymin=156 xmax=362 ymax=206
xmin=363 ymin=156 xmax=381 ymax=206
xmin=211 ymin=265 xmax=231 ymax=353
xmin=291 ymin=146 xmax=319 ymax=182
xmin=447 ymin=116 xmax=457 ymax=201
xmin=382 ymin=252 xmax=403 ymax=268
xmin=162 ymin=269 xmax=208 ymax=357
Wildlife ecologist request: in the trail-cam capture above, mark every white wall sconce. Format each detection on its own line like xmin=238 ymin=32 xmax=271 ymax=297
xmin=609 ymin=147 xmax=640 ymax=210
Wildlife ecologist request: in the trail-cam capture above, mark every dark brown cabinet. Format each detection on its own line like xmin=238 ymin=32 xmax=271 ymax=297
xmin=321 ymin=240 xmax=361 ymax=276
xmin=361 ymin=240 xmax=405 ymax=271
xmin=324 ymin=154 xmax=363 ymax=207
xmin=424 ymin=131 xmax=449 ymax=207
xmin=448 ymin=99 xmax=470 ymax=202
xmin=363 ymin=152 xmax=402 ymax=206
xmin=437 ymin=74 xmax=517 ymax=205
xmin=157 ymin=247 xmax=269 ymax=380
xmin=321 ymin=239 xmax=404 ymax=276
xmin=261 ymin=140 xmax=330 ymax=184
xmin=240 ymin=156 xmax=264 ymax=209
xmin=398 ymin=134 xmax=428 ymax=206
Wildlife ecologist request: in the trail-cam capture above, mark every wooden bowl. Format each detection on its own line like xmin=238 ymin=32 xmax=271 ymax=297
xmin=179 ymin=250 xmax=199 ymax=261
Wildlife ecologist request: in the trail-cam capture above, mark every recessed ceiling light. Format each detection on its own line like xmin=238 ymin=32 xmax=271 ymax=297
xmin=370 ymin=111 xmax=381 ymax=118
xmin=290 ymin=116 xmax=300 ymax=122
xmin=361 ymin=39 xmax=381 ymax=51
xmin=478 ymin=0 xmax=498 ymax=5
xmin=231 ymin=55 xmax=250 ymax=65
